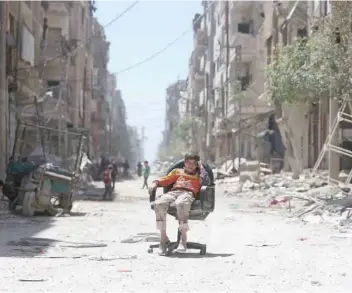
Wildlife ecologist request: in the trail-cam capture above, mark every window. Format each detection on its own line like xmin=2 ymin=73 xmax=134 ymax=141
xmin=41 ymin=1 xmax=49 ymax=10
xmin=238 ymin=21 xmax=253 ymax=34
xmin=313 ymin=0 xmax=321 ymax=17
xmin=47 ymin=80 xmax=60 ymax=99
xmin=234 ymin=45 xmax=240 ymax=62
xmin=70 ymin=55 xmax=76 ymax=66
xmin=282 ymin=24 xmax=288 ymax=45
xmin=266 ymin=36 xmax=272 ymax=65
xmin=326 ymin=0 xmax=332 ymax=15
xmin=8 ymin=14 xmax=16 ymax=37
xmin=81 ymin=7 xmax=85 ymax=26
xmin=21 ymin=25 xmax=35 ymax=66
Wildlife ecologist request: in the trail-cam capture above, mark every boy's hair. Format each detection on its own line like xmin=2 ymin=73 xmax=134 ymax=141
xmin=0 ymin=180 xmax=4 ymax=186
xmin=144 ymin=161 xmax=148 ymax=164
xmin=184 ymin=153 xmax=200 ymax=162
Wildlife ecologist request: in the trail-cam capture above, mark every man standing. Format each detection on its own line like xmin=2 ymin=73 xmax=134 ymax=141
xmin=141 ymin=161 xmax=150 ymax=189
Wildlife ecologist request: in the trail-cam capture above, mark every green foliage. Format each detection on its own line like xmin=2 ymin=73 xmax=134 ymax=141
xmin=156 ymin=117 xmax=200 ymax=161
xmin=174 ymin=117 xmax=194 ymax=142
xmin=265 ymin=3 xmax=352 ymax=104
xmin=229 ymin=80 xmax=246 ymax=102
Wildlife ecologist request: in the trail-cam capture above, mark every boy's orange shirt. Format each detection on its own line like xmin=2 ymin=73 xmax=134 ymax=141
xmin=155 ymin=168 xmax=202 ymax=196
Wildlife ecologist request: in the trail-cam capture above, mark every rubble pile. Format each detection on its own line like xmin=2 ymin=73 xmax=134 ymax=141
xmin=219 ymin=169 xmax=352 ymax=227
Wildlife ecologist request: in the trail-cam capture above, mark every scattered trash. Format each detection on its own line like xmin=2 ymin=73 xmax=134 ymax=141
xmin=297 ymin=237 xmax=308 ymax=241
xmin=7 ymin=237 xmax=107 ymax=249
xmin=118 ymin=269 xmax=132 ymax=273
xmin=220 ymin=166 xmax=352 ymax=228
xmin=19 ymin=279 xmax=47 ymax=282
xmin=311 ymin=280 xmax=322 ymax=286
xmin=121 ymin=232 xmax=160 ymax=244
xmin=90 ymin=255 xmax=137 ymax=261
xmin=245 ymin=243 xmax=280 ymax=247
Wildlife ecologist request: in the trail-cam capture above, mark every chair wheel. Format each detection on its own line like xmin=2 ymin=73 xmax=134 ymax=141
xmin=200 ymin=246 xmax=207 ymax=256
xmin=147 ymin=248 xmax=153 ymax=253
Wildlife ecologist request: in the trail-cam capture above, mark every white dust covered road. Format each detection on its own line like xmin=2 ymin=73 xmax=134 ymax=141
xmin=1 ymin=178 xmax=352 ymax=292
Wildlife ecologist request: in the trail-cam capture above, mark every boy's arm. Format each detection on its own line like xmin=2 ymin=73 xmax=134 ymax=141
xmin=153 ymin=169 xmax=177 ymax=187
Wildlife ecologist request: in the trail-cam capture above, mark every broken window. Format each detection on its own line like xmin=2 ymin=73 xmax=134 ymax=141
xmin=238 ymin=21 xmax=253 ymax=34
xmin=266 ymin=36 xmax=272 ymax=65
xmin=82 ymin=7 xmax=85 ymax=26
xmin=21 ymin=25 xmax=35 ymax=66
xmin=282 ymin=24 xmax=288 ymax=45
xmin=47 ymin=80 xmax=60 ymax=99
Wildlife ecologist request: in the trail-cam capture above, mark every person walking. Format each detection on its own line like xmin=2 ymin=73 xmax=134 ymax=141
xmin=137 ymin=162 xmax=142 ymax=177
xmin=141 ymin=161 xmax=150 ymax=189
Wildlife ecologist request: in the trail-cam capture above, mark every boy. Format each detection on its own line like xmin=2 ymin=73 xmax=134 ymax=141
xmin=149 ymin=153 xmax=202 ymax=255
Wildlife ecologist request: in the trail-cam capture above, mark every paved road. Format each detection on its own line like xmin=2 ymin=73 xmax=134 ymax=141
xmin=1 ymin=178 xmax=352 ymax=292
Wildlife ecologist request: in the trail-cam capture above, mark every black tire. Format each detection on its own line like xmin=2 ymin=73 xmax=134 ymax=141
xmin=147 ymin=248 xmax=153 ymax=254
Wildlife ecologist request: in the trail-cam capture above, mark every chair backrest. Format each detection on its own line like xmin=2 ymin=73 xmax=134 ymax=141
xmin=163 ymin=159 xmax=215 ymax=195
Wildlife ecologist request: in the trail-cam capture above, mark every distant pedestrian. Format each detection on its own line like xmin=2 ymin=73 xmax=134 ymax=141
xmin=111 ymin=160 xmax=118 ymax=190
xmin=137 ymin=162 xmax=142 ymax=177
xmin=141 ymin=161 xmax=150 ymax=189
xmin=102 ymin=165 xmax=113 ymax=200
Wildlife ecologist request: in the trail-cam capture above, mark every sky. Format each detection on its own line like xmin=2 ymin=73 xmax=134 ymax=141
xmin=95 ymin=0 xmax=201 ymax=162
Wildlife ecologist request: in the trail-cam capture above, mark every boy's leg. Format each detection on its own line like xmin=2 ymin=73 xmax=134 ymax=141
xmin=153 ymin=191 xmax=178 ymax=255
xmin=174 ymin=191 xmax=195 ymax=251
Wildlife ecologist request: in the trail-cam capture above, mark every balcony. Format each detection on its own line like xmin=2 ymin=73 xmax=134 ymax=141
xmin=230 ymin=33 xmax=256 ymax=63
xmin=194 ymin=29 xmax=207 ymax=56
xmin=48 ymin=1 xmax=70 ymax=14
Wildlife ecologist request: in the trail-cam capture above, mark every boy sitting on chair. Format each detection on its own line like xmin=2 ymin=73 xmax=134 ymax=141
xmin=149 ymin=153 xmax=203 ymax=255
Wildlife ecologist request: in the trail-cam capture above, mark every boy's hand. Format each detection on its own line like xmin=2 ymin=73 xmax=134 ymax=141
xmin=148 ymin=182 xmax=158 ymax=195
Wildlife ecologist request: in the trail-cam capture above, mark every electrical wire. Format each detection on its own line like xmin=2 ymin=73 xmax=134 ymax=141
xmin=112 ymin=1 xmax=216 ymax=75
xmin=11 ymin=1 xmax=140 ymax=75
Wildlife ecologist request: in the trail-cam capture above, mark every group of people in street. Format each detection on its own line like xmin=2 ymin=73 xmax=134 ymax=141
xmin=99 ymin=157 xmax=130 ymax=200
xmin=100 ymin=157 xmax=151 ymax=200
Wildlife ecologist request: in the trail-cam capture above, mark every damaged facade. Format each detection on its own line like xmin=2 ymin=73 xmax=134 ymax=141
xmin=159 ymin=0 xmax=347 ymax=183
xmin=0 ymin=1 xmax=139 ymax=179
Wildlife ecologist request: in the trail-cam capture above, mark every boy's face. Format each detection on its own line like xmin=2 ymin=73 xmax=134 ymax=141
xmin=144 ymin=162 xmax=148 ymax=166
xmin=184 ymin=159 xmax=198 ymax=173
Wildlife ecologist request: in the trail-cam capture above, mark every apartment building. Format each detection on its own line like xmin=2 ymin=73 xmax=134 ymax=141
xmin=91 ymin=17 xmax=110 ymax=157
xmin=6 ymin=1 xmax=47 ymax=160
xmin=192 ymin=1 xmax=271 ymax=164
xmin=188 ymin=12 xmax=207 ymax=157
xmin=162 ymin=80 xmax=187 ymax=151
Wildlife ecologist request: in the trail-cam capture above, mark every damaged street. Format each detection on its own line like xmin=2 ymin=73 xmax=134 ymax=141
xmin=1 ymin=176 xmax=352 ymax=293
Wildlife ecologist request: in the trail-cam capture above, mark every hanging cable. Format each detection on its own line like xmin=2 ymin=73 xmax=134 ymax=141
xmin=10 ymin=1 xmax=140 ymax=75
xmin=113 ymin=1 xmax=216 ymax=75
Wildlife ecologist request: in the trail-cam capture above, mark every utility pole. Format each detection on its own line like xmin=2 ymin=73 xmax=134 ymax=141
xmin=225 ymin=0 xmax=230 ymax=118
xmin=224 ymin=0 xmax=230 ymax=171
xmin=0 ymin=1 xmax=7 ymax=178
xmin=108 ymin=108 xmax=112 ymax=156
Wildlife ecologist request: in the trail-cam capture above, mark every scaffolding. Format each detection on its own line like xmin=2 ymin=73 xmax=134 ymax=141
xmin=311 ymin=98 xmax=352 ymax=185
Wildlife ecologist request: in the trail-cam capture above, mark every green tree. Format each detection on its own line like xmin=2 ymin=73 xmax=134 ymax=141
xmin=265 ymin=2 xmax=352 ymax=105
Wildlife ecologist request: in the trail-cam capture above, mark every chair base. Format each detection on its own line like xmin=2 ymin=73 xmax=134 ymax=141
xmin=147 ymin=229 xmax=207 ymax=256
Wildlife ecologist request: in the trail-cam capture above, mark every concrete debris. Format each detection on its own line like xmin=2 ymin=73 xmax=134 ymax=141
xmin=220 ymin=167 xmax=352 ymax=228
xmin=216 ymin=158 xmax=272 ymax=180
